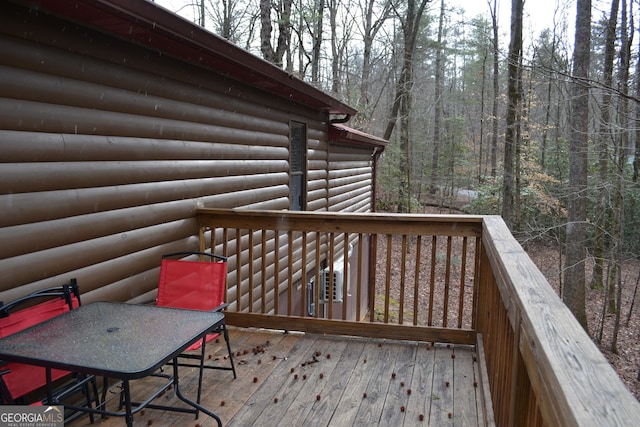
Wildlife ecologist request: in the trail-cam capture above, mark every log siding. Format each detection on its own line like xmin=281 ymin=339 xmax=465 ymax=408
xmin=0 ymin=1 xmax=381 ymax=306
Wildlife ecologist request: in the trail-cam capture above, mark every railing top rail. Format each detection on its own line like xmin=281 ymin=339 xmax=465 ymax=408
xmin=197 ymin=208 xmax=484 ymax=236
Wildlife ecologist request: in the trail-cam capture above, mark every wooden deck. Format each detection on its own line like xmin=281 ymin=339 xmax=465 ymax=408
xmin=69 ymin=327 xmax=485 ymax=426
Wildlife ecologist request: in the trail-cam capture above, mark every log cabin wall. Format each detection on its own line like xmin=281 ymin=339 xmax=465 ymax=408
xmin=327 ymin=144 xmax=373 ymax=213
xmin=224 ymin=140 xmax=375 ymax=318
xmin=327 ymin=143 xmax=374 ymax=319
xmin=0 ymin=1 xmax=378 ymax=307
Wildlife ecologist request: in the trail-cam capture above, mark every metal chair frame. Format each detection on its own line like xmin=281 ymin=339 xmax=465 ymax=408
xmin=0 ymin=279 xmax=99 ymax=423
xmin=157 ymin=251 xmax=236 ymax=406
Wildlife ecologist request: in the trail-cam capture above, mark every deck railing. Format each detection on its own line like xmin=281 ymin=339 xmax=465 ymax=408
xmin=196 ymin=208 xmax=640 ymax=427
xmin=197 ymin=208 xmax=482 ymax=345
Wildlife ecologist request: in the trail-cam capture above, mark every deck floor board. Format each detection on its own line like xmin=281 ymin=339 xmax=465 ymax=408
xmin=69 ymin=328 xmax=484 ymax=426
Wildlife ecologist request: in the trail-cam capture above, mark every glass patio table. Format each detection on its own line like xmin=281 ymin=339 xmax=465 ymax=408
xmin=0 ymin=301 xmax=224 ymax=426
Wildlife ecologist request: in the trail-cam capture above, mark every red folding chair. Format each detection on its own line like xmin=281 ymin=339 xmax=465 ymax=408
xmin=156 ymin=252 xmax=236 ymax=403
xmin=0 ymin=280 xmax=98 ymax=422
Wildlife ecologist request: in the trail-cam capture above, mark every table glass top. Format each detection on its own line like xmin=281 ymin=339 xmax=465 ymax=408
xmin=0 ymin=301 xmax=224 ymax=379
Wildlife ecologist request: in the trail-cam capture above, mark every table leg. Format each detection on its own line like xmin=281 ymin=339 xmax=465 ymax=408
xmin=122 ymin=380 xmax=134 ymax=427
xmin=198 ymin=337 xmax=206 ymax=405
xmin=172 ymin=357 xmax=222 ymax=427
xmin=45 ymin=368 xmax=53 ymax=403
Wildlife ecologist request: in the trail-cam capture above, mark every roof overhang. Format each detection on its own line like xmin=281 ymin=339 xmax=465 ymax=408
xmin=13 ymin=0 xmax=357 ymax=116
xmin=329 ymin=124 xmax=387 ymax=152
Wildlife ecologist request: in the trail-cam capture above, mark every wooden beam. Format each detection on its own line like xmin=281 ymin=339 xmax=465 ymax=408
xmin=225 ymin=312 xmax=476 ymax=345
xmin=197 ymin=208 xmax=484 ymax=237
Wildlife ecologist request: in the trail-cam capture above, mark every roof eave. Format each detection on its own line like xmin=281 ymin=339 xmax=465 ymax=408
xmin=329 ymin=124 xmax=388 ymax=150
xmin=18 ymin=0 xmax=357 ymax=116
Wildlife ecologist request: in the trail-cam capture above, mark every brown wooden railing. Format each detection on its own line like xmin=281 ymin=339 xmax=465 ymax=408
xmin=197 ymin=208 xmax=482 ymax=345
xmin=478 ymin=216 xmax=640 ymax=426
xmin=196 ymin=208 xmax=640 ymax=427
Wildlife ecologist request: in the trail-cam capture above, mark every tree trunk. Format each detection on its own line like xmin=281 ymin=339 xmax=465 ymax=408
xmin=592 ymin=0 xmax=619 ymax=292
xmin=219 ymin=0 xmax=230 ymax=38
xmin=260 ymin=0 xmax=275 ymax=63
xmin=259 ymin=0 xmax=293 ymax=67
xmin=635 ymin=18 xmax=640 ymax=183
xmin=541 ymin=17 xmax=561 ymax=171
xmin=382 ymin=0 xmax=429 ymax=142
xmin=329 ymin=0 xmax=340 ymax=94
xmin=382 ymin=0 xmax=429 ymax=213
xmin=429 ymin=0 xmax=445 ymax=195
xmin=311 ymin=0 xmax=325 ymax=84
xmin=298 ymin=0 xmax=305 ymax=74
xmin=564 ymin=0 xmax=591 ymax=330
xmin=515 ymin=55 xmax=528 ymax=233
xmin=359 ymin=0 xmax=391 ymax=121
xmin=479 ymin=47 xmax=488 ymax=182
xmin=490 ymin=0 xmax=499 ymax=179
xmin=502 ymin=0 xmax=523 ymax=229
xmin=610 ymin=0 xmax=631 ymax=353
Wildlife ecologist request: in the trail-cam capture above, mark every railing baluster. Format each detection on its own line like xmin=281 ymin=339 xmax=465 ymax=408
xmin=248 ymin=229 xmax=254 ymax=313
xmin=369 ymin=234 xmax=377 ymax=323
xmin=199 ymin=225 xmax=206 ymax=253
xmin=413 ymin=235 xmax=422 ymax=326
xmin=287 ymin=230 xmax=293 ymax=316
xmin=301 ymin=232 xmax=307 ymax=317
xmin=273 ymin=231 xmax=280 ymax=315
xmin=442 ymin=236 xmax=452 ymax=327
xmin=235 ymin=228 xmax=241 ymax=312
xmin=356 ymin=233 xmax=363 ymax=322
xmin=342 ymin=233 xmax=348 ymax=321
xmin=457 ymin=236 xmax=468 ymax=329
xmin=314 ymin=232 xmax=321 ymax=318
xmin=428 ymin=235 xmax=437 ymax=327
xmin=261 ymin=229 xmax=267 ymax=314
xmin=328 ymin=233 xmax=335 ymax=319
xmin=399 ymin=235 xmax=407 ymax=325
xmin=384 ymin=234 xmax=392 ymax=324
xmin=221 ymin=228 xmax=228 ymax=308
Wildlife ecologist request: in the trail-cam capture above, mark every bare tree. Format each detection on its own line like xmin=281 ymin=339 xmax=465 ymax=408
xmin=216 ymin=0 xmax=233 ymax=38
xmin=564 ymin=0 xmax=591 ymax=329
xmin=329 ymin=0 xmax=341 ymax=93
xmin=591 ymin=0 xmax=625 ymax=330
xmin=260 ymin=0 xmax=293 ymax=67
xmin=489 ymin=0 xmax=499 ymax=179
xmin=429 ymin=0 xmax=445 ymax=195
xmin=382 ymin=0 xmax=431 ymax=213
xmin=310 ymin=0 xmax=325 ymax=84
xmin=538 ymin=3 xmax=567 ymax=173
xmin=593 ymin=0 xmax=620 ymax=345
xmin=610 ymin=0 xmax=632 ymax=353
xmin=502 ymin=0 xmax=523 ymax=229
xmin=357 ymin=0 xmax=392 ymax=121
xmin=633 ymin=24 xmax=640 ymax=373
xmin=635 ymin=37 xmax=640 ymax=183
xmin=592 ymin=0 xmax=619 ymax=296
xmin=636 ymin=11 xmax=640 ymax=183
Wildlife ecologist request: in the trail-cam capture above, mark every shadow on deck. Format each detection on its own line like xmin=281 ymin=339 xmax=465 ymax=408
xmin=70 ymin=328 xmax=485 ymax=426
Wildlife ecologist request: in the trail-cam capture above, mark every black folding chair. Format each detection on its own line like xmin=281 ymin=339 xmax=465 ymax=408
xmin=0 ymin=279 xmax=99 ymax=423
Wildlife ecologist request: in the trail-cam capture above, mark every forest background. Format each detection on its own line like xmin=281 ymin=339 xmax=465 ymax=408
xmin=155 ymin=0 xmax=640 ymax=400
